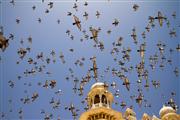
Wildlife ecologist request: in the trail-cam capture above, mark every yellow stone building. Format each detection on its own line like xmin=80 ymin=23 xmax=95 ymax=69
xmin=79 ymin=82 xmax=180 ymax=120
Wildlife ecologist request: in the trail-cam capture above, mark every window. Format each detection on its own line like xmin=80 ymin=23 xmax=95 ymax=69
xmin=102 ymin=95 xmax=107 ymax=104
xmin=94 ymin=95 xmax=100 ymax=104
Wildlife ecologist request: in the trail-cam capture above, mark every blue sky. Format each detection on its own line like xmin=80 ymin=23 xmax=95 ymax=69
xmin=0 ymin=0 xmax=179 ymax=119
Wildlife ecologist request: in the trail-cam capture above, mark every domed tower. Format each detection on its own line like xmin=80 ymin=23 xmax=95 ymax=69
xmin=79 ymin=82 xmax=124 ymax=120
xmin=159 ymin=105 xmax=180 ymax=120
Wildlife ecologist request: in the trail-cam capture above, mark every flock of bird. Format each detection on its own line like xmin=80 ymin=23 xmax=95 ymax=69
xmin=0 ymin=0 xmax=179 ymax=120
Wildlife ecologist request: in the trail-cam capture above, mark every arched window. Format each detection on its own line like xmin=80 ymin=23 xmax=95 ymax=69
xmin=94 ymin=95 xmax=100 ymax=104
xmin=102 ymin=94 xmax=107 ymax=104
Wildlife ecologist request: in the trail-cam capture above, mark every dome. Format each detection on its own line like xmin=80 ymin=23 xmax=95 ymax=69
xmin=124 ymin=108 xmax=136 ymax=117
xmin=91 ymin=82 xmax=104 ymax=89
xmin=159 ymin=105 xmax=175 ymax=118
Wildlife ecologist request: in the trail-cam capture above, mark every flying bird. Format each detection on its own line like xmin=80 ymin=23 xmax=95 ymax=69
xmin=73 ymin=15 xmax=81 ymax=31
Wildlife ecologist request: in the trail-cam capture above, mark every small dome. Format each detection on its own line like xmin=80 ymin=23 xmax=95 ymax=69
xmin=159 ymin=105 xmax=175 ymax=118
xmin=124 ymin=108 xmax=136 ymax=117
xmin=91 ymin=82 xmax=104 ymax=89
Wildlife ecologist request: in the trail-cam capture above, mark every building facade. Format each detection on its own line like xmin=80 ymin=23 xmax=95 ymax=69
xmin=79 ymin=82 xmax=180 ymax=120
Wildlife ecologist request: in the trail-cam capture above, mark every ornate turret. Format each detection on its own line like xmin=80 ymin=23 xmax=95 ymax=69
xmin=87 ymin=82 xmax=113 ymax=109
xmin=79 ymin=82 xmax=124 ymax=120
